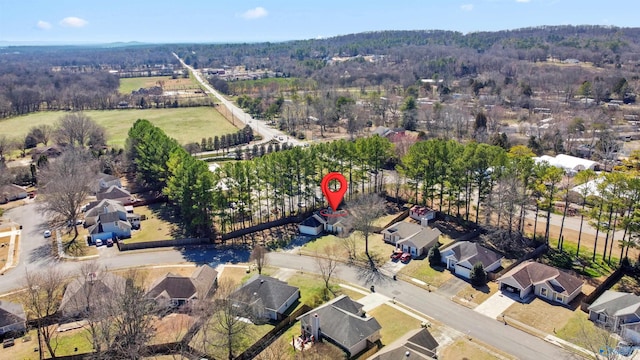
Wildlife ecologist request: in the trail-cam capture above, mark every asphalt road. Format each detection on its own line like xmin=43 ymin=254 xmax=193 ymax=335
xmin=0 ymin=203 xmax=579 ymax=359
xmin=172 ymin=53 xmax=304 ymax=148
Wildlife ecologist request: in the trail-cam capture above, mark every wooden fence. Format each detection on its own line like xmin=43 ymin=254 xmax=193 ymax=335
xmin=488 ymin=243 xmax=548 ymax=281
xmin=580 ymin=266 xmax=627 ymax=312
xmin=117 ymin=237 xmax=210 ymax=251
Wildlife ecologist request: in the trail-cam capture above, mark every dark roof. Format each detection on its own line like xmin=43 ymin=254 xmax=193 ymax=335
xmin=301 ymin=216 xmax=323 ymax=227
xmin=147 ymin=274 xmax=197 ymax=300
xmin=368 ymin=328 xmax=438 ymax=360
xmin=588 ymin=291 xmax=640 ymax=317
xmin=146 ymin=265 xmax=218 ymax=302
xmin=498 ymin=261 xmax=583 ymax=296
xmin=448 ymin=242 xmax=502 ymax=268
xmin=233 ymin=275 xmax=299 ymax=312
xmin=59 ymin=273 xmax=126 ymax=315
xmin=0 ymin=301 xmax=26 ymax=329
xmin=298 ymin=295 xmax=381 ymax=352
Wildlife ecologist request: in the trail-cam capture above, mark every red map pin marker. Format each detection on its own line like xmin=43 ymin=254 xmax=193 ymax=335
xmin=321 ymin=172 xmax=348 ymax=212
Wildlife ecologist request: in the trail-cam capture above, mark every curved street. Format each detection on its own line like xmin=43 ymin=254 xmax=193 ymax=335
xmin=0 ymin=202 xmax=577 ymax=360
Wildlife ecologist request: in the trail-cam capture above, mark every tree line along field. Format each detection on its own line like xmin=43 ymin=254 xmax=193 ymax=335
xmin=0 ymin=107 xmax=239 ymax=149
xmin=118 ymin=75 xmax=202 ymax=94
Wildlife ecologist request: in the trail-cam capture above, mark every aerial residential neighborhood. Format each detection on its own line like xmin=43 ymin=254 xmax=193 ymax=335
xmin=3 ymin=2 xmax=640 ymax=360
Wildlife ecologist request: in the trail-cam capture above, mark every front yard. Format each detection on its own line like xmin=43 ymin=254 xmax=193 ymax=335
xmin=398 ymin=262 xmax=452 ymax=288
xmin=503 ymin=297 xmax=577 ymax=335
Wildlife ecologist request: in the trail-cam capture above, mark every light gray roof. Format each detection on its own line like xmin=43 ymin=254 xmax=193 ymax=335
xmin=97 ymin=185 xmax=131 ymax=201
xmin=447 ymin=242 xmax=502 ymax=268
xmin=59 ymin=272 xmax=126 ymax=316
xmin=382 ymin=222 xmax=423 ymax=239
xmin=298 ymin=295 xmax=381 ymax=352
xmin=232 ymin=275 xmax=299 ymax=312
xmin=85 ymin=199 xmax=126 ymax=218
xmin=398 ymin=227 xmax=441 ymax=250
xmin=588 ymin=290 xmax=640 ymax=318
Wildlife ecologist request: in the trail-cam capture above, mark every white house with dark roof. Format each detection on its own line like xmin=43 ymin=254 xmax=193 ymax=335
xmin=497 ymin=261 xmax=583 ymax=305
xmin=298 ymin=295 xmax=381 ymax=357
xmin=298 ymin=215 xmax=324 ymax=236
xmin=381 ymin=222 xmax=441 ymax=257
xmin=588 ymin=290 xmax=640 ymax=343
xmin=231 ymin=275 xmax=299 ymax=321
xmin=440 ymin=242 xmax=503 ymax=279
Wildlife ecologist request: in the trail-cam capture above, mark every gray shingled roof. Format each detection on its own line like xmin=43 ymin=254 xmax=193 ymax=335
xmin=588 ymin=290 xmax=640 ymax=318
xmin=98 ymin=211 xmax=121 ymax=224
xmin=146 ymin=265 xmax=218 ymax=301
xmin=232 ymin=275 xmax=299 ymax=312
xmin=85 ymin=199 xmax=126 ymax=218
xmin=97 ymin=185 xmax=131 ymax=201
xmin=0 ymin=301 xmax=26 ymax=329
xmin=371 ymin=327 xmax=438 ymax=360
xmin=382 ymin=222 xmax=423 ymax=239
xmin=301 ymin=216 xmax=323 ymax=227
xmin=298 ymin=295 xmax=381 ymax=353
xmin=59 ymin=272 xmax=126 ymax=315
xmin=448 ymin=242 xmax=502 ymax=268
xmin=498 ymin=261 xmax=583 ymax=296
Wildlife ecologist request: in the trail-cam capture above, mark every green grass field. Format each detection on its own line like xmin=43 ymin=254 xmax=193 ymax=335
xmin=0 ymin=107 xmax=239 ymax=148
xmin=119 ymin=76 xmax=201 ymax=94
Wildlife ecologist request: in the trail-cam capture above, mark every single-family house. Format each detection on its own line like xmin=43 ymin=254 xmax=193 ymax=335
xmin=0 ymin=301 xmax=26 ymax=336
xmin=367 ymin=328 xmax=438 ymax=360
xmin=298 ymin=295 xmax=381 ymax=357
xmin=409 ymin=205 xmax=436 ymax=226
xmin=30 ymin=145 xmax=64 ymax=161
xmin=96 ymin=172 xmax=122 ymax=191
xmin=96 ymin=185 xmax=135 ymax=205
xmin=84 ymin=199 xmax=128 ymax=226
xmin=298 ymin=215 xmax=324 ymax=236
xmin=497 ymin=261 xmax=583 ymax=305
xmin=146 ymin=265 xmax=218 ymax=308
xmin=0 ymin=184 xmax=28 ymax=204
xmin=88 ymin=212 xmax=132 ymax=243
xmin=59 ymin=272 xmax=126 ymax=317
xmin=231 ymin=275 xmax=299 ymax=321
xmin=381 ymin=222 xmax=441 ymax=257
xmin=588 ymin=290 xmax=640 ymax=343
xmin=440 ymin=242 xmax=503 ymax=279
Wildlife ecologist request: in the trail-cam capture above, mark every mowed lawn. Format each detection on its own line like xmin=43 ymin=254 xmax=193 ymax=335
xmin=0 ymin=107 xmax=239 ymax=148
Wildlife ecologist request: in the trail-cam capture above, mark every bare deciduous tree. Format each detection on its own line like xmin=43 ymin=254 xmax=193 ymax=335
xmin=54 ymin=112 xmax=105 ymax=148
xmin=38 ymin=148 xmax=96 ymax=240
xmin=315 ymin=244 xmax=340 ymax=299
xmin=21 ymin=267 xmax=66 ymax=360
xmin=250 ymin=244 xmax=268 ymax=275
xmin=206 ymin=279 xmax=251 ymax=360
xmin=346 ymin=193 xmax=387 ymax=263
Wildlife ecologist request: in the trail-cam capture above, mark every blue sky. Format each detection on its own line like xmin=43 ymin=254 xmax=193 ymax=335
xmin=0 ymin=0 xmax=638 ymax=44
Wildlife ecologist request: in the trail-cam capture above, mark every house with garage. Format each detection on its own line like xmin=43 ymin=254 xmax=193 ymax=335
xmin=0 ymin=301 xmax=26 ymax=336
xmin=440 ymin=242 xmax=503 ymax=279
xmin=59 ymin=272 xmax=126 ymax=317
xmin=367 ymin=327 xmax=439 ymax=360
xmin=231 ymin=275 xmax=299 ymax=322
xmin=0 ymin=184 xmax=28 ymax=204
xmin=88 ymin=212 xmax=132 ymax=243
xmin=299 ymin=212 xmax=348 ymax=235
xmin=298 ymin=295 xmax=381 ymax=357
xmin=588 ymin=290 xmax=640 ymax=343
xmin=298 ymin=215 xmax=324 ymax=236
xmin=382 ymin=222 xmax=441 ymax=257
xmin=409 ymin=205 xmax=436 ymax=226
xmin=146 ymin=265 xmax=218 ymax=308
xmin=497 ymin=261 xmax=583 ymax=305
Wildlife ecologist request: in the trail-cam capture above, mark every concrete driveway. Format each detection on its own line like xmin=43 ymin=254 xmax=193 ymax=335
xmin=474 ymin=290 xmax=518 ymax=319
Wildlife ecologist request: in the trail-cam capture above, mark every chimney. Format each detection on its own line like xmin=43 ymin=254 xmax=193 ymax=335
xmin=310 ymin=313 xmax=320 ymax=340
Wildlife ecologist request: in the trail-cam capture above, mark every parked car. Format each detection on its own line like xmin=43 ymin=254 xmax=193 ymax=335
xmin=106 ymin=238 xmax=114 ymax=247
xmin=95 ymin=239 xmax=103 ymax=247
xmin=400 ymin=252 xmax=412 ymax=263
xmin=43 ymin=230 xmax=52 ymax=238
xmin=390 ymin=250 xmax=403 ymax=261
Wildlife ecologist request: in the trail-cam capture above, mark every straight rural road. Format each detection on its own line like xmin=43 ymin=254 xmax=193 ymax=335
xmin=172 ymin=53 xmax=304 ymax=148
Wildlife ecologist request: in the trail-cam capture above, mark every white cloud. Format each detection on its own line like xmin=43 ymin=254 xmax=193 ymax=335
xmin=37 ymin=21 xmax=52 ymax=30
xmin=59 ymin=17 xmax=88 ymax=28
xmin=460 ymin=4 xmax=474 ymax=11
xmin=240 ymin=7 xmax=268 ymax=20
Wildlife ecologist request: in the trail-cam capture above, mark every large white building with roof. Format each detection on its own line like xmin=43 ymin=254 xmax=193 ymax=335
xmin=534 ymin=154 xmax=598 ymax=173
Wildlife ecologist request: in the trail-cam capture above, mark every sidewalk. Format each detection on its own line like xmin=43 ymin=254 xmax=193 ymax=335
xmin=0 ymin=225 xmax=19 ymax=273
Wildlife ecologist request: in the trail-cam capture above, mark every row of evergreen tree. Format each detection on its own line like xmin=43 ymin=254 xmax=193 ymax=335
xmin=199 ymin=125 xmax=254 ymax=152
